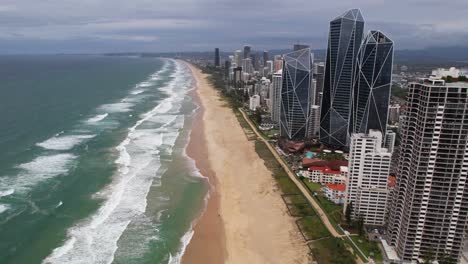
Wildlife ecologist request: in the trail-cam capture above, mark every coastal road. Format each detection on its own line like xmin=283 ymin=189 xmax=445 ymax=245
xmin=238 ymin=109 xmax=341 ymax=237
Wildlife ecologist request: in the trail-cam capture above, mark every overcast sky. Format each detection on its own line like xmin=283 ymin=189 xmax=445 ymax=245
xmin=1 ymin=0 xmax=467 ymax=54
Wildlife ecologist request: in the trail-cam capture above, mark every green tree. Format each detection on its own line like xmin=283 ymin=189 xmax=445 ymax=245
xmin=345 ymin=202 xmax=353 ymax=226
xmin=459 ymin=75 xmax=467 ymax=82
xmin=356 ymin=214 xmax=365 ymax=236
xmin=445 ymin=75 xmax=454 ymax=83
xmin=438 ymin=252 xmax=456 ymax=264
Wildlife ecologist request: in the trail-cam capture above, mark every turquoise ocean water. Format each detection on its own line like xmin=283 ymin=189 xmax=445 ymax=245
xmin=0 ymin=55 xmax=208 ymax=263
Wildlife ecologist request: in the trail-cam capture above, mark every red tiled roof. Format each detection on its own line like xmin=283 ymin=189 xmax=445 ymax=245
xmin=303 ymin=159 xmax=348 ymax=170
xmin=324 ymin=183 xmax=346 ymax=192
xmin=308 ymin=165 xmax=341 ymax=175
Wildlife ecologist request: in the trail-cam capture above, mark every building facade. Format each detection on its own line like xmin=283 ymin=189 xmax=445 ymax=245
xmin=320 ymin=9 xmax=364 ymax=148
xmin=344 ymin=130 xmax=392 ymax=226
xmin=249 ymin=95 xmax=261 ymax=111
xmin=350 ymin=31 xmax=393 ymax=137
xmin=323 ymin=184 xmax=346 ymax=204
xmin=387 ymin=79 xmax=468 ymax=262
xmin=214 ymin=48 xmax=220 ymax=67
xmin=271 ymin=70 xmax=282 ymax=123
xmin=279 ymin=48 xmax=315 ymax=140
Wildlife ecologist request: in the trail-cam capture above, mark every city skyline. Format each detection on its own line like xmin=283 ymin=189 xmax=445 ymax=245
xmin=1 ymin=1 xmax=468 ymax=54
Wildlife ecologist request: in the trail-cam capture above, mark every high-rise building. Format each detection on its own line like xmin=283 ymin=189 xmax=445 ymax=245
xmin=263 ymin=50 xmax=269 ymax=66
xmin=314 ymin=62 xmax=325 ymax=106
xmin=344 ymin=130 xmax=392 ymax=226
xmin=214 ymin=48 xmax=220 ymax=67
xmin=279 ymin=48 xmax=314 ymax=140
xmin=224 ymin=60 xmax=231 ymax=80
xmin=386 ymin=78 xmax=468 ymax=262
xmin=384 ymin=130 xmax=396 ymax=153
xmin=294 ymin=44 xmax=310 ymax=51
xmin=234 ymin=50 xmax=242 ymax=67
xmin=271 ymin=70 xmax=282 ymax=123
xmin=350 ymin=31 xmax=394 ymax=137
xmin=249 ymin=94 xmax=261 ymax=111
xmin=320 ymin=9 xmax=364 ymax=148
xmin=308 ymin=105 xmax=320 ymax=138
xmin=388 ymin=104 xmax=401 ymax=124
xmin=242 ymin=58 xmax=253 ymax=75
xmin=274 ymin=55 xmax=283 ymax=72
xmin=243 ymin=45 xmax=251 ymax=59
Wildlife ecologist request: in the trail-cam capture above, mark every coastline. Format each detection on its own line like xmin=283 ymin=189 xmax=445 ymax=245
xmin=182 ymin=62 xmax=310 ymax=264
xmin=181 ymin=62 xmax=226 ymax=264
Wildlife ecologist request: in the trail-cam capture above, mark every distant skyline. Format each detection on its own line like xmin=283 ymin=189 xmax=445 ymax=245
xmin=1 ymin=0 xmax=468 ymax=54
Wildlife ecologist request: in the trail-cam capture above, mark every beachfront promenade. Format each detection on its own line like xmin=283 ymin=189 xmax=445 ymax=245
xmin=239 ymin=108 xmax=366 ymax=264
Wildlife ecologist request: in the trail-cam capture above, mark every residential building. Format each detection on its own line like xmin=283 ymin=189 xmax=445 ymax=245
xmin=274 ymin=55 xmax=283 ymax=72
xmin=308 ymin=105 xmax=320 ymax=138
xmin=301 ymin=165 xmax=347 ymax=184
xmin=387 ymin=78 xmax=468 ymax=262
xmin=323 ymin=184 xmax=346 ymax=204
xmin=271 ymin=70 xmax=282 ymax=123
xmin=350 ymin=31 xmax=393 ymax=138
xmin=249 ymin=95 xmax=261 ymax=111
xmin=279 ymin=48 xmax=315 ymax=140
xmin=384 ymin=130 xmax=396 ymax=153
xmin=344 ymin=130 xmax=392 ymax=226
xmin=320 ymin=9 xmax=364 ymax=148
xmin=263 ymin=50 xmax=269 ymax=66
xmin=314 ymin=62 xmax=325 ymax=106
xmin=388 ymin=104 xmax=401 ymax=124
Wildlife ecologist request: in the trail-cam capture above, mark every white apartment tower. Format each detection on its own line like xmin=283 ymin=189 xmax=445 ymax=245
xmin=344 ymin=130 xmax=392 ymax=226
xmin=271 ymin=70 xmax=282 ymax=123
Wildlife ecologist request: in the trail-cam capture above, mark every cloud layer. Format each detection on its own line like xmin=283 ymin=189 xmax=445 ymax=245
xmin=1 ymin=0 xmax=467 ymax=53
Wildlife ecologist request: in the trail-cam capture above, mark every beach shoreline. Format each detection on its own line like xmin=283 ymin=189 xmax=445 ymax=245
xmin=182 ymin=62 xmax=310 ymax=264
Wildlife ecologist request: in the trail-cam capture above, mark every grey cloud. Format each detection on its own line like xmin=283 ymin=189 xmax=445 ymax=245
xmin=0 ymin=0 xmax=467 ymax=53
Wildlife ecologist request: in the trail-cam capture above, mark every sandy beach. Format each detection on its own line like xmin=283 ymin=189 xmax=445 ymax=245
xmin=182 ymin=62 xmax=310 ymax=264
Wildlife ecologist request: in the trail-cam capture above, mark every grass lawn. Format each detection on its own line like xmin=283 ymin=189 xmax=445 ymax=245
xmin=302 ymin=179 xmax=322 ymax=192
xmin=297 ymin=216 xmax=331 ymax=240
xmin=310 ymin=237 xmax=357 ymax=264
xmin=350 ymin=235 xmax=383 ymax=263
xmin=283 ymin=194 xmax=307 ymax=204
xmin=276 ymin=176 xmax=301 ymax=194
xmin=287 ymin=203 xmax=317 ymax=217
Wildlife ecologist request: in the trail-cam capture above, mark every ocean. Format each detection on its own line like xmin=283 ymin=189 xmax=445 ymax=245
xmin=0 ymin=55 xmax=208 ymax=263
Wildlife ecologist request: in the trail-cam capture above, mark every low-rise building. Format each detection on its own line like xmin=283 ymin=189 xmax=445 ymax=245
xmin=300 ymin=165 xmax=347 ymax=184
xmin=323 ymin=184 xmax=346 ymax=204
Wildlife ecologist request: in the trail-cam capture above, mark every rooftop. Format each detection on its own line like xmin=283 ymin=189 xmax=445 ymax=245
xmin=324 ymin=183 xmax=346 ymax=192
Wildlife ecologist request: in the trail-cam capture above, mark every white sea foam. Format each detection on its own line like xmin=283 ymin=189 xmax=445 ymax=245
xmin=168 ymin=229 xmax=195 ymax=264
xmin=0 ymin=204 xmax=9 ymax=214
xmin=136 ymin=81 xmax=153 ymax=88
xmin=45 ymin=60 xmax=193 ymax=264
xmin=13 ymin=154 xmax=77 ymax=192
xmin=130 ymin=89 xmax=145 ymax=95
xmin=98 ymin=102 xmax=134 ymax=113
xmin=86 ymin=113 xmax=109 ymax=123
xmin=37 ymin=135 xmax=95 ymax=150
xmin=0 ymin=189 xmax=15 ymax=198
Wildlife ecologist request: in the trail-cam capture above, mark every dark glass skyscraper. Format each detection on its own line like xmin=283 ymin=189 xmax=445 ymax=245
xmin=243 ymin=45 xmax=251 ymax=59
xmin=214 ymin=48 xmax=220 ymax=67
xmin=280 ymin=48 xmax=314 ymax=140
xmin=350 ymin=31 xmax=393 ymax=136
xmin=320 ymin=9 xmax=364 ymax=148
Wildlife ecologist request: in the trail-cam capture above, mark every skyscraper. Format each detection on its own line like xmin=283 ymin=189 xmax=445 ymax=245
xmin=387 ymin=78 xmax=468 ymax=262
xmin=263 ymin=50 xmax=269 ymax=66
xmin=314 ymin=62 xmax=325 ymax=106
xmin=344 ymin=130 xmax=392 ymax=226
xmin=271 ymin=70 xmax=282 ymax=123
xmin=350 ymin=31 xmax=393 ymax=137
xmin=279 ymin=48 xmax=314 ymax=140
xmin=320 ymin=9 xmax=364 ymax=148
xmin=243 ymin=45 xmax=251 ymax=59
xmin=214 ymin=48 xmax=220 ymax=67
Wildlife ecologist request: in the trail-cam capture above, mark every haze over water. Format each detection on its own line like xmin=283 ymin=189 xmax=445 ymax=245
xmin=0 ymin=55 xmax=207 ymax=263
